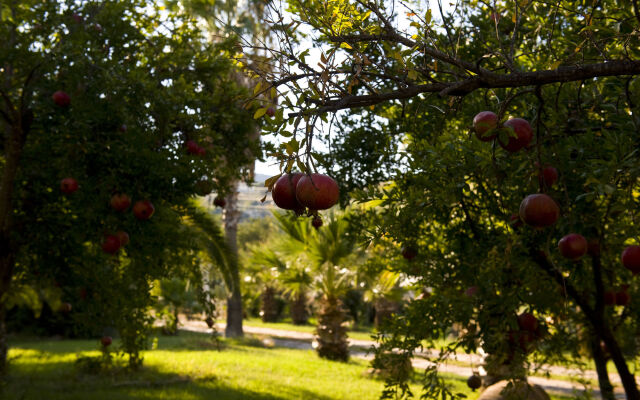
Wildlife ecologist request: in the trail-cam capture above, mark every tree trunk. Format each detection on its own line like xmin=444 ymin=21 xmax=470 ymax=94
xmin=290 ymin=291 xmax=307 ymax=325
xmin=225 ymin=287 xmax=243 ymax=337
xmin=315 ymin=295 xmax=349 ymax=361
xmin=0 ymin=123 xmax=25 ymax=374
xmin=590 ymin=338 xmax=615 ymax=400
xmin=261 ymin=286 xmax=278 ymax=322
xmin=373 ymin=298 xmax=396 ymax=329
xmin=223 ymin=183 xmax=243 ymax=338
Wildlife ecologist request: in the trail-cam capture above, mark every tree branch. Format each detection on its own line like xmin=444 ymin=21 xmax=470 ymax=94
xmin=287 ymin=60 xmax=640 ymax=117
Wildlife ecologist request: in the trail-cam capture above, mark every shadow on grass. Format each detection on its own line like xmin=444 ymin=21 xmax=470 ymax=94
xmin=3 ymin=336 xmax=339 ymax=400
xmin=2 ymin=356 xmax=337 ymax=400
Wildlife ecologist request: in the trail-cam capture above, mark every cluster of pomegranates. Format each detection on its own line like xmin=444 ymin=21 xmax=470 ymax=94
xmin=185 ymin=139 xmax=207 ymax=156
xmin=508 ymin=312 xmax=543 ymax=354
xmin=473 ymin=111 xmax=533 ymax=152
xmin=60 ymin=179 xmax=154 ymax=255
xmin=271 ymin=172 xmax=339 ymax=228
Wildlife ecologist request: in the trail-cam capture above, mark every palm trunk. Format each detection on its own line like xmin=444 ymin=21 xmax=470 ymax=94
xmin=223 ymin=183 xmax=243 ymax=337
xmin=315 ymin=295 xmax=349 ymax=361
xmin=261 ymin=286 xmax=278 ymax=322
xmin=290 ymin=291 xmax=307 ymax=325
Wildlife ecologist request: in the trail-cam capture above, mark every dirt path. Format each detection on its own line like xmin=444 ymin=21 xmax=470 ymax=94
xmin=180 ymin=319 xmax=627 ymax=399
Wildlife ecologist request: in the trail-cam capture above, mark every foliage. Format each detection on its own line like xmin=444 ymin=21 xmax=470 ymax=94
xmin=0 ymin=0 xmax=257 ymax=370
xmin=240 ymin=0 xmax=640 ymax=398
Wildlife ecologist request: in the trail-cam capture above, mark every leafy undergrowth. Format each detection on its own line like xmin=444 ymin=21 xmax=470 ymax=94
xmin=3 ymin=331 xmax=574 ymax=400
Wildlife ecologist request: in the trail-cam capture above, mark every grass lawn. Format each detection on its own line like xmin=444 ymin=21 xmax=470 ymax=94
xmin=3 ymin=331 xmax=574 ymax=400
xmin=242 ymin=317 xmax=377 ymax=342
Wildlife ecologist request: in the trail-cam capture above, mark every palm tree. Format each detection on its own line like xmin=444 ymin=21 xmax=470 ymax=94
xmin=279 ymin=263 xmax=313 ymax=325
xmin=273 ymin=211 xmax=364 ymax=361
xmin=248 ymin=247 xmax=286 ymax=322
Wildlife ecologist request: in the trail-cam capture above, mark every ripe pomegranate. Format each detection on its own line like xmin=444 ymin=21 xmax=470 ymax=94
xmin=517 ymin=312 xmax=539 ymax=332
xmin=101 ymin=336 xmax=112 ymax=347
xmin=616 ymin=290 xmax=630 ymax=306
xmin=621 ymin=245 xmax=640 ymax=274
xmin=60 ymin=177 xmax=79 ymax=194
xmin=473 ymin=111 xmax=498 ymax=141
xmin=110 ymin=193 xmax=131 ymax=212
xmin=52 ymin=90 xmax=71 ymax=107
xmin=102 ymin=235 xmax=121 ymax=254
xmin=312 ymin=216 xmax=323 ymax=229
xmin=604 ymin=290 xmax=616 ymax=306
xmin=213 ymin=196 xmax=226 ymax=208
xmin=519 ymin=194 xmax=560 ymax=228
xmin=115 ymin=231 xmax=129 ymax=246
xmin=499 ymin=118 xmax=533 ymax=152
xmin=132 ymin=200 xmax=155 ymax=220
xmin=295 ymin=173 xmax=339 ymax=210
xmin=539 ymin=166 xmax=558 ymax=188
xmin=195 ymin=180 xmax=214 ymax=196
xmin=558 ymin=234 xmax=587 ymax=260
xmin=467 ymin=374 xmax=482 ymax=391
xmin=266 ymin=107 xmax=276 ymax=117
xmin=401 ymin=246 xmax=417 ymax=260
xmin=272 ymin=173 xmax=304 ymax=210
xmin=186 ymin=140 xmax=200 ymax=155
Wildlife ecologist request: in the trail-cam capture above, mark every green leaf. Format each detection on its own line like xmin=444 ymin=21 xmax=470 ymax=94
xmin=253 ymin=107 xmax=267 ymax=119
xmin=264 ymin=174 xmax=282 ymax=188
xmin=253 ymin=81 xmax=262 ymax=95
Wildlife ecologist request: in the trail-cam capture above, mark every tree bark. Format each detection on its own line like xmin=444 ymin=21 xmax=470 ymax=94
xmin=0 ymin=123 xmax=24 ymax=374
xmin=223 ymin=183 xmax=243 ymax=338
xmin=590 ymin=338 xmax=615 ymax=400
xmin=225 ymin=287 xmax=243 ymax=338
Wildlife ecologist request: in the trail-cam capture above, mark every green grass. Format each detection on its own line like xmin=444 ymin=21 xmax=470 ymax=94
xmin=242 ymin=318 xmax=377 ymax=342
xmin=2 ymin=332 xmax=574 ymax=400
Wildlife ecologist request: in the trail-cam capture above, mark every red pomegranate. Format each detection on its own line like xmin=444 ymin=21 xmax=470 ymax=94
xmin=473 ymin=111 xmax=498 ymax=141
xmin=621 ymin=245 xmax=640 ymax=274
xmin=60 ymin=177 xmax=79 ymax=194
xmin=604 ymin=291 xmax=616 ymax=306
xmin=558 ymin=233 xmax=587 ymax=260
xmin=132 ymin=200 xmax=155 ymax=220
xmin=115 ymin=231 xmax=129 ymax=246
xmin=401 ymin=246 xmax=417 ymax=260
xmin=101 ymin=336 xmax=112 ymax=347
xmin=519 ymin=194 xmax=560 ymax=228
xmin=295 ymin=173 xmax=339 ymax=210
xmin=272 ymin=173 xmax=304 ymax=210
xmin=517 ymin=312 xmax=539 ymax=332
xmin=499 ymin=118 xmax=533 ymax=152
xmin=539 ymin=166 xmax=559 ymax=188
xmin=102 ymin=235 xmax=121 ymax=254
